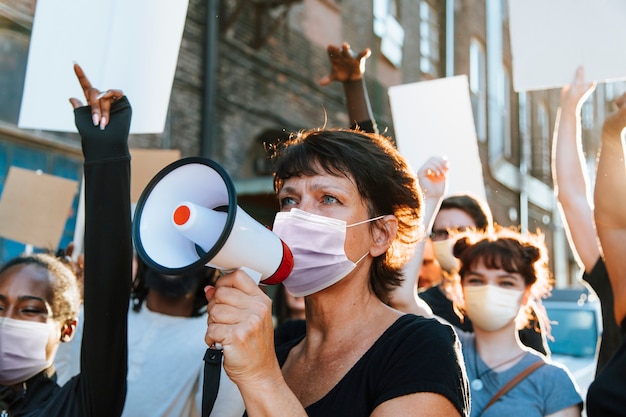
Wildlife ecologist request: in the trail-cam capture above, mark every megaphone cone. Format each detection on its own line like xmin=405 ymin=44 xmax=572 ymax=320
xmin=132 ymin=157 xmax=292 ymax=285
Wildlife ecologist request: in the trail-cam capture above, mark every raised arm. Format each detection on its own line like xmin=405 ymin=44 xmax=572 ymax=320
xmin=320 ymin=42 xmax=378 ymax=133
xmin=70 ymin=63 xmax=132 ymax=417
xmin=594 ymin=92 xmax=626 ymax=324
xmin=552 ymin=67 xmax=599 ymax=271
xmin=390 ymin=156 xmax=449 ymax=316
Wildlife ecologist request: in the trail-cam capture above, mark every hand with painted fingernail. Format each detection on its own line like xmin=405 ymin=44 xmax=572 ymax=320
xmin=68 ymin=63 xmax=124 ymax=130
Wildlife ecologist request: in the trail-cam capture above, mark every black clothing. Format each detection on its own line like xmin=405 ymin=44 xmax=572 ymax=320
xmin=583 ymin=257 xmax=623 ymax=373
xmin=586 ymin=318 xmax=626 ymax=417
xmin=5 ymin=98 xmax=132 ymax=417
xmin=351 ymin=119 xmax=377 ymax=135
xmin=421 ymin=285 xmax=473 ymax=331
xmin=273 ymin=315 xmax=470 ymax=417
xmin=274 ymin=319 xmax=306 ymax=348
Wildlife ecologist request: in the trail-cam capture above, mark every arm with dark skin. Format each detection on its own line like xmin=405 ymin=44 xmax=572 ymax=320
xmin=320 ymin=42 xmax=378 ymax=133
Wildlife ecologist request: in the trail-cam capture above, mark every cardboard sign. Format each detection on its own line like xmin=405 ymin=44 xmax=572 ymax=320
xmin=130 ymin=148 xmax=182 ymax=203
xmin=0 ymin=167 xmax=78 ymax=249
xmin=69 ymin=148 xmax=181 ymax=257
xmin=509 ymin=0 xmax=626 ymax=91
xmin=18 ymin=0 xmax=190 ymax=133
xmin=388 ymin=75 xmax=486 ymax=201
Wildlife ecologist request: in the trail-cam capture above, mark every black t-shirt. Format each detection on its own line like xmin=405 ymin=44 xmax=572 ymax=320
xmin=420 ymin=285 xmax=473 ymax=332
xmin=270 ymin=315 xmax=470 ymax=417
xmin=586 ymin=318 xmax=626 ymax=417
xmin=583 ymin=257 xmax=623 ymax=373
xmin=274 ymin=319 xmax=306 ymax=348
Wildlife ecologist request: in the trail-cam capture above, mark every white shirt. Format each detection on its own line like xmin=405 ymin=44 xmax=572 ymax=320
xmin=55 ymin=304 xmax=244 ymax=417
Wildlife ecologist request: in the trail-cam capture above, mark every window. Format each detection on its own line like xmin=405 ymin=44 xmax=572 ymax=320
xmin=0 ymin=29 xmax=29 ymax=124
xmin=470 ymin=38 xmax=487 ymax=142
xmin=532 ymin=101 xmax=550 ymax=178
xmin=501 ymin=66 xmax=512 ymax=158
xmin=419 ymin=1 xmax=440 ymax=76
xmin=374 ymin=0 xmax=405 ymax=67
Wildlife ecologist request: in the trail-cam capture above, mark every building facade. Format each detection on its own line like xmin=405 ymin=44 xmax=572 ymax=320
xmin=1 ymin=0 xmax=622 ymax=287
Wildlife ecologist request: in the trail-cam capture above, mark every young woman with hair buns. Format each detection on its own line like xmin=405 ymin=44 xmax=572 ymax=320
xmin=449 ymin=227 xmax=582 ymax=417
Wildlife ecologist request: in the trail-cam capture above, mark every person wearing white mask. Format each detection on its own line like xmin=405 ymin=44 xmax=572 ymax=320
xmin=451 ymin=227 xmax=582 ymax=417
xmin=400 ymin=169 xmax=549 ymax=355
xmin=203 ymin=128 xmax=470 ymax=417
xmin=420 ymin=193 xmax=492 ymax=332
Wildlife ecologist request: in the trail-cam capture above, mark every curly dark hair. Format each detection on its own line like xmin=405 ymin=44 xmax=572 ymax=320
xmin=0 ymin=253 xmax=81 ymax=322
xmin=270 ymin=128 xmax=423 ymax=303
xmin=131 ymin=256 xmax=216 ymax=317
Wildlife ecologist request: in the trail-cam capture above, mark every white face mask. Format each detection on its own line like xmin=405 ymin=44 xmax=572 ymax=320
xmin=432 ymin=239 xmax=460 ymax=272
xmin=0 ymin=317 xmax=52 ymax=385
xmin=463 ymin=285 xmax=524 ymax=332
xmin=272 ymin=208 xmax=382 ymax=297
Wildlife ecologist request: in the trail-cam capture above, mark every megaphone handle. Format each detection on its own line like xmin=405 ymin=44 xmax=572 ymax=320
xmin=202 ymin=347 xmax=223 ymax=417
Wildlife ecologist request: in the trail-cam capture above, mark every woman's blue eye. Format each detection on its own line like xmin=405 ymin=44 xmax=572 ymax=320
xmin=322 ymin=195 xmax=338 ymax=204
xmin=281 ymin=196 xmax=296 ymax=206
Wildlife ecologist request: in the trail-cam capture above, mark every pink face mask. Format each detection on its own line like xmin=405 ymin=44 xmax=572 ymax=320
xmin=0 ymin=317 xmax=52 ymax=385
xmin=272 ymin=208 xmax=383 ymax=297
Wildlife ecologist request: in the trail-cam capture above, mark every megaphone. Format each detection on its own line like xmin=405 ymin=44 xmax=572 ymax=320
xmin=132 ymin=157 xmax=293 ymax=285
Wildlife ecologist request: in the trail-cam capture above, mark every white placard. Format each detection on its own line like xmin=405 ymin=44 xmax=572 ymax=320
xmin=388 ymin=75 xmax=486 ymax=201
xmin=18 ymin=0 xmax=190 ymax=134
xmin=509 ymin=0 xmax=626 ymax=92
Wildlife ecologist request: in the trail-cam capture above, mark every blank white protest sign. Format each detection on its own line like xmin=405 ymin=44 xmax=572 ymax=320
xmin=509 ymin=0 xmax=626 ymax=92
xmin=18 ymin=0 xmax=190 ymax=134
xmin=388 ymin=75 xmax=486 ymax=201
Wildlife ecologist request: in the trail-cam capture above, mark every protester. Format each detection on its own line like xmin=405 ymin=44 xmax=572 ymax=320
xmin=204 ymin=128 xmax=470 ymax=416
xmin=586 ymin=91 xmax=626 ymax=416
xmin=418 ymin=192 xmax=492 ymax=332
xmin=55 ymin=255 xmax=245 ymax=417
xmin=418 ymin=238 xmax=442 ymax=291
xmin=451 ymin=227 xmax=582 ymax=417
xmin=552 ymin=66 xmax=622 ymax=373
xmin=0 ymin=63 xmax=131 ymax=416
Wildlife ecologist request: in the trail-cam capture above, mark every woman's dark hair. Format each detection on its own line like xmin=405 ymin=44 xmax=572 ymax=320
xmin=439 ymin=193 xmax=493 ymax=232
xmin=0 ymin=253 xmax=80 ymax=322
xmin=271 ymin=128 xmax=423 ymax=303
xmin=131 ymin=255 xmax=216 ymax=317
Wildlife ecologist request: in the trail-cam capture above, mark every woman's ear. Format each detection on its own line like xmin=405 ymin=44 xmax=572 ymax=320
xmin=370 ymin=215 xmax=398 ymax=257
xmin=60 ymin=319 xmax=77 ymax=343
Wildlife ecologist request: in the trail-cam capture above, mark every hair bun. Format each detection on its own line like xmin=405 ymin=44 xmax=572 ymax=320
xmin=521 ymin=245 xmax=540 ymax=264
xmin=453 ymin=237 xmax=471 ymax=259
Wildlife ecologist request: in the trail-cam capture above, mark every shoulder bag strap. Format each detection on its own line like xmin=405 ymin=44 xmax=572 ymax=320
xmin=481 ymin=360 xmax=545 ymax=414
xmin=202 ymin=347 xmax=223 ymax=417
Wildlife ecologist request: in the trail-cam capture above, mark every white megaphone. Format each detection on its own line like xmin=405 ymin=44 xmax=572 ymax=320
xmin=132 ymin=157 xmax=293 ymax=285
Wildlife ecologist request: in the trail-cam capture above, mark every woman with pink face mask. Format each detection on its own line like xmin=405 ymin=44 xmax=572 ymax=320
xmin=204 ymin=128 xmax=470 ymax=417
xmin=450 ymin=227 xmax=582 ymax=417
